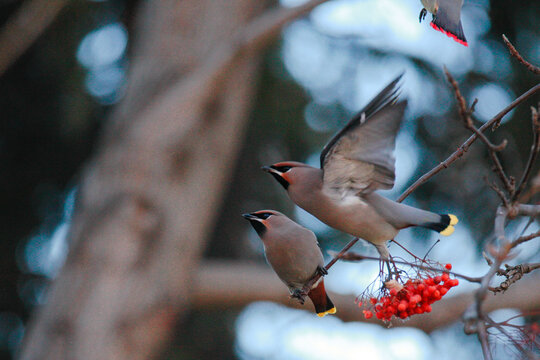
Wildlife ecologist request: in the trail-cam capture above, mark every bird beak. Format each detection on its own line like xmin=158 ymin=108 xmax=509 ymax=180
xmin=242 ymin=213 xmax=261 ymax=222
xmin=261 ymin=165 xmax=289 ymax=190
xmin=261 ymin=165 xmax=280 ymax=175
xmin=243 ymin=213 xmax=268 ymax=236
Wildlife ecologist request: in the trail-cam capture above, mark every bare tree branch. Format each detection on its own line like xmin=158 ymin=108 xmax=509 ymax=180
xmin=516 ymin=204 xmax=540 ymax=218
xmin=20 ymin=1 xmax=340 ymax=359
xmin=296 ymin=237 xmax=360 ymax=300
xmin=477 ymin=320 xmax=493 ymax=360
xmin=513 ymin=230 xmax=540 ymax=247
xmin=491 ymin=263 xmax=540 ymax=293
xmin=502 ymin=34 xmax=540 ymax=75
xmin=513 ymin=105 xmax=540 ymax=200
xmin=330 ymin=250 xmax=482 ymax=283
xmin=193 ymin=261 xmax=540 ymax=333
xmin=397 ymin=83 xmax=540 ymax=202
xmin=445 ymin=68 xmax=514 ymax=195
xmin=0 ymin=0 xmax=69 ymax=77
xmin=108 ymin=0 xmax=332 ymax=136
xmin=433 ymin=65 xmax=540 ymax=357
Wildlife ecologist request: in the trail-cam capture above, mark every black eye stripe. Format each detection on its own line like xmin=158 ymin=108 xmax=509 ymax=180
xmin=254 ymin=212 xmax=272 ymax=220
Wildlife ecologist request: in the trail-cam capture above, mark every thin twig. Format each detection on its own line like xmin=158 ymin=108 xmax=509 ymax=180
xmin=502 ymin=34 xmax=540 ymax=75
xmin=331 ymin=251 xmax=482 ymax=283
xmin=491 ymin=263 xmax=540 ymax=293
xmin=478 ymin=320 xmax=493 ymax=360
xmin=513 ymin=106 xmax=540 ymax=200
xmin=485 ymin=317 xmax=528 ymax=356
xmin=486 ymin=178 xmax=510 ymax=207
xmin=324 ymin=238 xmax=359 ymax=271
xmin=397 ymin=83 xmax=540 ymax=202
xmin=513 ymin=230 xmax=540 ymax=247
xmin=298 ymin=237 xmax=359 ymax=298
xmin=445 ymin=68 xmax=514 ymax=195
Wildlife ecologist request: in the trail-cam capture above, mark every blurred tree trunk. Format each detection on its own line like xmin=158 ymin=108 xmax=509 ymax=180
xmin=19 ymin=0 xmax=267 ymax=359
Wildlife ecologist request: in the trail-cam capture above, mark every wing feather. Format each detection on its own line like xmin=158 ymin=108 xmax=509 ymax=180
xmin=320 ymin=76 xmax=407 ymax=197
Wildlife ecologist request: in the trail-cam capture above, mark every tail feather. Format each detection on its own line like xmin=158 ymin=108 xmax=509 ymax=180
xmin=421 ymin=214 xmax=459 ymax=236
xmin=307 ymin=280 xmax=336 ymax=317
xmin=430 ymin=15 xmax=468 ymax=47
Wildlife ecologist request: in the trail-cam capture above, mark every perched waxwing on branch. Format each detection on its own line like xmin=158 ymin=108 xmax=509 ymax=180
xmin=419 ymin=0 xmax=468 ymax=46
xmin=262 ymin=74 xmax=458 ymax=260
xmin=242 ymin=210 xmax=336 ymax=317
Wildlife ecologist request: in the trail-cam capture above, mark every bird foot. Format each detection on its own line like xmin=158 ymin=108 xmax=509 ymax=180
xmin=382 ymin=257 xmax=402 ymax=283
xmin=316 ymin=265 xmax=328 ymax=276
xmin=384 ymin=271 xmax=396 ymax=284
xmin=419 ymin=8 xmax=427 ymax=23
xmin=290 ymin=289 xmax=307 ymax=305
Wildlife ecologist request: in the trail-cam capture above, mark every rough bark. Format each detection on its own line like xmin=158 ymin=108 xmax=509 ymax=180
xmin=19 ymin=1 xmax=267 ymax=359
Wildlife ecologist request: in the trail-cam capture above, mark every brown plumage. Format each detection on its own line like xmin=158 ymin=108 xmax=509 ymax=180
xmin=242 ymin=210 xmax=336 ymax=317
xmin=262 ymin=75 xmax=458 ymax=259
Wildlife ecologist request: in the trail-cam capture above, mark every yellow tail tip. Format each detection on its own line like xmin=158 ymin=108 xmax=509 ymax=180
xmin=449 ymin=214 xmax=459 ymax=226
xmin=317 ymin=307 xmax=337 ymax=317
xmin=440 ymin=225 xmax=455 ymax=236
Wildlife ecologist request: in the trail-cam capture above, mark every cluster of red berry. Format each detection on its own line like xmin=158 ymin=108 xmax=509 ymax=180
xmin=361 ymin=264 xmax=459 ymax=321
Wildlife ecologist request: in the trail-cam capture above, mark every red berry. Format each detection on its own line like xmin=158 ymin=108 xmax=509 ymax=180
xmin=440 ymin=287 xmax=448 ymax=295
xmin=390 ymin=289 xmax=397 ymax=296
xmin=370 ymin=297 xmax=377 ymax=305
xmin=425 ymin=277 xmax=434 ymax=285
xmin=441 ymin=273 xmax=449 ymax=282
xmin=399 ymin=312 xmax=408 ymax=319
xmin=434 ymin=276 xmax=442 ymax=284
xmin=445 ymin=263 xmax=452 ymax=270
xmin=425 ymin=305 xmax=432 ymax=313
xmin=415 ymin=307 xmax=424 ymax=314
xmin=428 ymin=286 xmax=437 ymax=294
xmin=376 ymin=312 xmax=383 ymax=319
xmin=364 ymin=310 xmax=373 ymax=319
xmin=417 ymin=283 xmax=425 ymax=291
xmin=398 ymin=302 xmax=407 ymax=312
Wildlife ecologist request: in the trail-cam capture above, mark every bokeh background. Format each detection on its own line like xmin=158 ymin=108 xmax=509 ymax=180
xmin=1 ymin=0 xmax=539 ymax=359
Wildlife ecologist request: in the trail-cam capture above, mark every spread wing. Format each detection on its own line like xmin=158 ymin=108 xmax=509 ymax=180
xmin=320 ymin=75 xmax=407 ymax=198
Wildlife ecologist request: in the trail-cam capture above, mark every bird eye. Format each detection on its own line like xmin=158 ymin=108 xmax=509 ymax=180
xmin=256 ymin=212 xmax=272 ymax=220
xmin=271 ymin=166 xmax=292 ymax=173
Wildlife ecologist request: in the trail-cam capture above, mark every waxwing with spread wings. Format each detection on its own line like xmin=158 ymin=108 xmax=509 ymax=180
xmin=262 ymin=75 xmax=458 ymax=259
